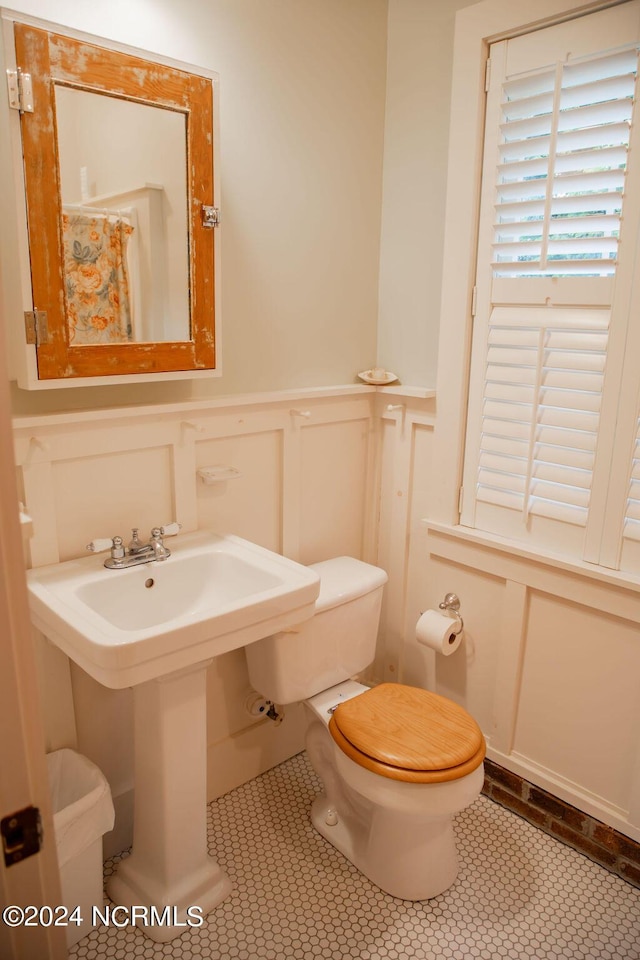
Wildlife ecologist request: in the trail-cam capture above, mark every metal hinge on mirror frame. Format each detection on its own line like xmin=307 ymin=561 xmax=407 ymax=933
xmin=201 ymin=205 xmax=220 ymax=228
xmin=24 ymin=310 xmax=49 ymax=345
xmin=6 ymin=68 xmax=34 ymax=112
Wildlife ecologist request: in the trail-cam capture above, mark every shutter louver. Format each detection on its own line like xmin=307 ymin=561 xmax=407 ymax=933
xmin=623 ymin=419 xmax=640 ymax=542
xmin=494 ymin=48 xmax=638 ymax=279
xmin=477 ymin=307 xmax=609 ymax=526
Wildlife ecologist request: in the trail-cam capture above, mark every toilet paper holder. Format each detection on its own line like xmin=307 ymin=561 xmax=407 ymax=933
xmin=438 ymin=593 xmax=464 ymax=635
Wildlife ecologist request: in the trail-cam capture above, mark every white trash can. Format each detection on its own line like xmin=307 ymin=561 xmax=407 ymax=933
xmin=47 ymin=749 xmax=115 ymax=947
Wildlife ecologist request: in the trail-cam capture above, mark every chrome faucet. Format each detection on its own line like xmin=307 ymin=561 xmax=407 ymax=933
xmin=86 ymin=523 xmax=181 ymax=569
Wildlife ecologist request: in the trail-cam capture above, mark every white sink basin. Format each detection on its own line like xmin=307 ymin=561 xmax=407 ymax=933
xmin=27 ymin=530 xmax=320 ymax=688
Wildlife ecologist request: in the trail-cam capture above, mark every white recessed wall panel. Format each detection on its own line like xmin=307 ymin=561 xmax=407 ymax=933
xmin=69 ymin=666 xmax=134 ymax=857
xmin=407 ymin=423 xmax=433 ymax=531
xmin=52 ymin=446 xmax=174 ymax=561
xmin=514 ymin=592 xmax=640 ymax=812
xmin=69 ymin=667 xmax=134 ymax=799
xmin=299 ymin=419 xmax=369 ymax=564
xmin=373 ymin=419 xmax=399 ymax=677
xmin=206 ymin=648 xmax=256 ymax=743
xmin=376 ymin=409 xmax=436 ymax=681
xmin=195 ymin=432 xmax=283 ymax=553
xmin=377 ymin=418 xmax=396 ymax=570
xmin=402 ymin=422 xmax=435 ymax=678
xmin=416 ymin=556 xmax=502 ymax=736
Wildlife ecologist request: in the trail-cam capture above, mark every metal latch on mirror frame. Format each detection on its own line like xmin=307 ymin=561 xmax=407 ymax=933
xmin=201 ymin=205 xmax=220 ymax=229
xmin=24 ymin=310 xmax=49 ymax=346
xmin=6 ymin=69 xmax=34 ymax=113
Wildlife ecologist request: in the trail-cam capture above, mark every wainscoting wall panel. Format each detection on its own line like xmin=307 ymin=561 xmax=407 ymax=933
xmin=516 ymin=592 xmax=640 ymax=814
xmin=15 ymin=382 xmax=640 ymax=852
xmin=374 ymin=392 xmax=437 ymax=683
xmin=299 ymin=417 xmax=371 ymax=564
xmin=195 ymin=430 xmax=284 ymax=552
xmin=419 ymin=528 xmax=640 ymax=842
xmin=373 ymin=390 xmax=640 ymax=844
xmin=14 ymin=386 xmax=376 ymax=855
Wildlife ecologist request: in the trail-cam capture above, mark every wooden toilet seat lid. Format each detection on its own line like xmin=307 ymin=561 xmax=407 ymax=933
xmin=329 ymin=683 xmax=486 ymax=783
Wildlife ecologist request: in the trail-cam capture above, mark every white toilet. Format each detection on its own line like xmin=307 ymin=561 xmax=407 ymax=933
xmin=245 ymin=556 xmax=485 ymax=901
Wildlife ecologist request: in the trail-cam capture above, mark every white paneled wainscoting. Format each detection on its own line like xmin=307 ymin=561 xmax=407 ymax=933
xmin=14 ymin=384 xmax=386 ymax=856
xmin=13 ymin=383 xmax=640 ymax=857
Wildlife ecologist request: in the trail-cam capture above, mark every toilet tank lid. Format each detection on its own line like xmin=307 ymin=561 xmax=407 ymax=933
xmin=309 ymin=557 xmax=388 ymax=612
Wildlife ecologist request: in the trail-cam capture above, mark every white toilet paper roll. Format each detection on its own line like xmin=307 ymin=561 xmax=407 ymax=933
xmin=415 ymin=609 xmax=463 ymax=655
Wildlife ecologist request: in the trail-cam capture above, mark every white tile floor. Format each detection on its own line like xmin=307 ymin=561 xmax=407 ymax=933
xmin=71 ymin=752 xmax=640 ymax=959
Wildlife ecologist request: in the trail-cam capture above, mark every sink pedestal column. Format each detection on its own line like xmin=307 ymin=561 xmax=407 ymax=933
xmin=106 ymin=661 xmax=231 ymax=942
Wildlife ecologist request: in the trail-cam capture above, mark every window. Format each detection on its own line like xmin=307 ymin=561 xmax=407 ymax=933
xmin=461 ymin=0 xmax=640 ymax=572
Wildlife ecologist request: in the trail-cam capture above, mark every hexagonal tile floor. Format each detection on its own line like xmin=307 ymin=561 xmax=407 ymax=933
xmin=70 ymin=752 xmax=640 ymax=959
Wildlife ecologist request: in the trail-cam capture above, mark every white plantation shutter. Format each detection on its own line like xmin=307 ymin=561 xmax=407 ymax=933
xmin=494 ymin=49 xmax=637 ymax=280
xmin=461 ymin=1 xmax=640 ymax=565
xmin=478 ymin=308 xmax=608 ymax=526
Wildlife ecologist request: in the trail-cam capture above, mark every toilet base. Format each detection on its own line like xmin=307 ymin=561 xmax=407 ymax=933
xmin=304 ymin=700 xmax=484 ymax=901
xmin=310 ymin=793 xmax=459 ymax=900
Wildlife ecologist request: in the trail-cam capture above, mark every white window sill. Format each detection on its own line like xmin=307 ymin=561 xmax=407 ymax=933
xmin=424 ymin=521 xmax=640 ymax=596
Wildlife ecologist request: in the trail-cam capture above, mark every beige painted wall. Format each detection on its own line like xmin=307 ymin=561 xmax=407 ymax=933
xmin=377 ymin=0 xmax=480 ymax=389
xmin=5 ymin=0 xmax=388 ymax=415
xmin=6 ymin=0 xmax=482 ymax=407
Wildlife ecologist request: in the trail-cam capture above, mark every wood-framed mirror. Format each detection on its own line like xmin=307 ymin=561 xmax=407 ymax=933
xmin=9 ymin=19 xmax=217 ymax=383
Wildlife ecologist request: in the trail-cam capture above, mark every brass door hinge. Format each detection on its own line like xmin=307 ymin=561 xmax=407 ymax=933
xmin=6 ymin=68 xmax=34 ymax=113
xmin=24 ymin=310 xmax=49 ymax=345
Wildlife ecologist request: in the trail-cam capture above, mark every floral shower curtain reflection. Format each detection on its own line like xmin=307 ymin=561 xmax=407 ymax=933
xmin=62 ymin=212 xmax=134 ymax=344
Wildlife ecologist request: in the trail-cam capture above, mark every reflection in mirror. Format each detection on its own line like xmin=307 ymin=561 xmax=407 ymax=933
xmin=55 ymin=86 xmax=190 ymax=345
xmin=11 ymin=19 xmax=216 ymax=382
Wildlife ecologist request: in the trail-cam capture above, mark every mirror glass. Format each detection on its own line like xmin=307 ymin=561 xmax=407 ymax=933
xmin=55 ymin=86 xmax=190 ymax=345
xmin=13 ymin=19 xmax=216 ymax=381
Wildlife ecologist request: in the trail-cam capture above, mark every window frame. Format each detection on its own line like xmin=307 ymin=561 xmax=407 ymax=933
xmin=459 ymin=7 xmax=640 ymax=570
xmin=431 ymin=0 xmax=636 ymax=549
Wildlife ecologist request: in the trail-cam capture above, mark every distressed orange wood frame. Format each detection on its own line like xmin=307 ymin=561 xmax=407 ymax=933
xmin=14 ymin=23 xmax=215 ymax=380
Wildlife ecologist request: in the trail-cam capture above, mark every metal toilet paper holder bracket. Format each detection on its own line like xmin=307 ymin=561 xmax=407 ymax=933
xmin=438 ymin=593 xmax=464 ymax=635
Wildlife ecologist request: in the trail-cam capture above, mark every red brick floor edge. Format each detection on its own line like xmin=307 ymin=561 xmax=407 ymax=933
xmin=481 ymin=759 xmax=640 ymax=889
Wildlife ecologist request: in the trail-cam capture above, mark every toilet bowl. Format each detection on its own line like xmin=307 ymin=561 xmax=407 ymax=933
xmin=245 ymin=557 xmax=485 ymax=900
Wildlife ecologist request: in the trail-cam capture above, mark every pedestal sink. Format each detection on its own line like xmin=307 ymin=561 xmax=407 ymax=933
xmin=27 ymin=530 xmax=320 ymax=941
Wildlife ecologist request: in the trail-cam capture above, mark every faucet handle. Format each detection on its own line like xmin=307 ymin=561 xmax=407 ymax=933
xmin=87 ymin=536 xmax=126 ymax=560
xmin=158 ymin=522 xmax=182 ymax=537
xmin=86 ymin=537 xmax=118 ymax=553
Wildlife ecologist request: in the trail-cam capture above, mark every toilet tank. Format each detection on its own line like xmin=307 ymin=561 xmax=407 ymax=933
xmin=245 ymin=557 xmax=388 ymax=705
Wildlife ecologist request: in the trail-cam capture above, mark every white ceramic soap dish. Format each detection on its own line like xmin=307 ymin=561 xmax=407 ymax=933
xmin=358 ymin=369 xmax=399 ymax=386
